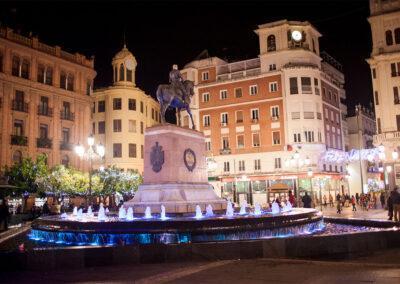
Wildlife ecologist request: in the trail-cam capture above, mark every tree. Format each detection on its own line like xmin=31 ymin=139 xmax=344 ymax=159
xmin=4 ymin=154 xmax=49 ymax=196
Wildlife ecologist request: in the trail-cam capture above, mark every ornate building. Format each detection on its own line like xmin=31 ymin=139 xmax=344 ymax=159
xmin=179 ymin=20 xmax=348 ymax=205
xmin=92 ymin=45 xmax=160 ymax=173
xmin=368 ymin=0 xmax=400 ymax=189
xmin=0 ymin=26 xmax=96 ymax=170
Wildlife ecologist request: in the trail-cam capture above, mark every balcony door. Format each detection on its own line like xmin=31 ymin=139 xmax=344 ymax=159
xmin=40 ymin=96 xmax=49 ymax=114
xmin=40 ymin=124 xmax=48 ymax=139
xmin=14 ymin=120 xmax=23 ymax=136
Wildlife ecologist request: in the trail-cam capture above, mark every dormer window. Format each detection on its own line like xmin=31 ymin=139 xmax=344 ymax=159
xmin=37 ymin=64 xmax=53 ymax=85
xmin=267 ymin=34 xmax=276 ymax=52
xmin=60 ymin=71 xmax=74 ymax=91
xmin=12 ymin=55 xmax=30 ymax=79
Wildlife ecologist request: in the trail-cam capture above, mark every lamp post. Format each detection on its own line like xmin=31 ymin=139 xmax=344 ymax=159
xmin=75 ymin=135 xmax=105 ymax=203
xmin=288 ymin=150 xmax=311 ymax=207
xmin=355 ymin=104 xmax=364 ymax=195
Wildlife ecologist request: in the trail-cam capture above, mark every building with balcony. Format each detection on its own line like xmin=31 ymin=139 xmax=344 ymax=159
xmin=178 ymin=20 xmax=348 ymax=206
xmin=367 ymin=0 xmax=400 ymax=189
xmin=91 ymin=45 xmax=160 ymax=173
xmin=346 ymin=105 xmax=379 ymax=195
xmin=0 ymin=26 xmax=96 ymax=170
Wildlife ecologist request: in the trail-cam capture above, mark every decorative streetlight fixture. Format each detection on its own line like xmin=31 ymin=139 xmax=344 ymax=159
xmin=75 ymin=135 xmax=105 ymax=202
xmin=286 ymin=149 xmax=311 ymax=207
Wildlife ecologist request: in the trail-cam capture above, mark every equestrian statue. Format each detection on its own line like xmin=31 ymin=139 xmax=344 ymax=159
xmin=156 ymin=64 xmax=196 ymax=129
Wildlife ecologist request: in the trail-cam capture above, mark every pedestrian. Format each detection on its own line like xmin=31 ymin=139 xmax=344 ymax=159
xmin=42 ymin=201 xmax=50 ymax=215
xmin=392 ymin=186 xmax=400 ymax=222
xmin=380 ymin=192 xmax=386 ymax=209
xmin=336 ymin=199 xmax=342 ymax=214
xmin=288 ymin=190 xmax=296 ymax=206
xmin=356 ymin=192 xmax=360 ymax=205
xmin=351 ymin=195 xmax=357 ymax=212
xmin=323 ymin=195 xmax=327 ymax=207
xmin=388 ymin=190 xmax=394 ymax=221
xmin=302 ymin=192 xmax=312 ymax=208
xmin=329 ymin=194 xmax=334 ymax=207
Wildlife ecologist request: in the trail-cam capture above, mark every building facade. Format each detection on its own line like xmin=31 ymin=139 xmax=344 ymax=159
xmin=367 ymin=0 xmax=400 ymax=189
xmin=347 ymin=105 xmax=380 ymax=195
xmin=92 ymin=45 xmax=160 ymax=173
xmin=179 ymin=20 xmax=348 ymax=206
xmin=0 ymin=26 xmax=96 ymax=171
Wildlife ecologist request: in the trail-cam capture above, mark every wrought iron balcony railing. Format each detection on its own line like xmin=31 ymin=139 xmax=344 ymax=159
xmin=11 ymin=100 xmax=28 ymax=112
xmin=11 ymin=135 xmax=28 ymax=146
xmin=37 ymin=137 xmax=52 ymax=149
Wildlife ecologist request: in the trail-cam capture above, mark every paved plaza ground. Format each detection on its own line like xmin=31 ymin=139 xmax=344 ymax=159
xmin=320 ymin=204 xmax=390 ymax=221
xmin=1 ymin=251 xmax=400 ymax=283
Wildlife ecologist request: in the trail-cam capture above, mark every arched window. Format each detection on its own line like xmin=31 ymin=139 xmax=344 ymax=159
xmin=395 ymin=28 xmax=400 ymax=44
xmin=127 ymin=69 xmax=132 ymax=82
xmin=61 ymin=155 xmax=69 ymax=167
xmin=386 ymin=30 xmax=393 ymax=46
xmin=12 ymin=151 xmax=22 ymax=164
xmin=267 ymin=35 xmax=276 ymax=52
xmin=12 ymin=56 xmax=20 ymax=77
xmin=119 ymin=63 xmax=125 ymax=81
xmin=312 ymin=39 xmax=316 ymax=53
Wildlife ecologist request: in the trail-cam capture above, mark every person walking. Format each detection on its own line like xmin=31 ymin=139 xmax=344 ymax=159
xmin=0 ymin=199 xmax=11 ymax=231
xmin=356 ymin=192 xmax=360 ymax=205
xmin=392 ymin=187 xmax=400 ymax=222
xmin=302 ymin=192 xmax=312 ymax=208
xmin=323 ymin=195 xmax=327 ymax=207
xmin=329 ymin=194 xmax=334 ymax=207
xmin=336 ymin=199 xmax=342 ymax=214
xmin=388 ymin=189 xmax=395 ymax=221
xmin=380 ymin=192 xmax=386 ymax=209
xmin=351 ymin=195 xmax=357 ymax=212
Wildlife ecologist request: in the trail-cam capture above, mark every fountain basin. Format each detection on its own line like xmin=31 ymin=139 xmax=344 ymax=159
xmin=30 ymin=208 xmax=322 ymax=246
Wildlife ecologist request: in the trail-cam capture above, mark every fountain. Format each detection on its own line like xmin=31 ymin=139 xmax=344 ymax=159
xmin=239 ymin=200 xmax=247 ymax=215
xmin=271 ymin=201 xmax=281 ymax=214
xmin=195 ymin=205 xmax=203 ymax=219
xmin=160 ymin=205 xmax=167 ymax=220
xmin=119 ymin=207 xmax=127 ymax=219
xmin=226 ymin=201 xmax=234 ymax=217
xmin=205 ymin=204 xmax=214 ymax=217
xmin=98 ymin=204 xmax=106 ymax=221
xmin=87 ymin=206 xmax=93 ymax=217
xmin=72 ymin=206 xmax=78 ymax=216
xmin=77 ymin=208 xmax=83 ymax=220
xmin=30 ymin=75 xmax=322 ymax=247
xmin=126 ymin=207 xmax=134 ymax=221
xmin=144 ymin=206 xmax=152 ymax=219
xmin=254 ymin=203 xmax=262 ymax=216
xmin=60 ymin=212 xmax=68 ymax=219
xmin=283 ymin=201 xmax=293 ymax=212
xmin=105 ymin=207 xmax=110 ymax=214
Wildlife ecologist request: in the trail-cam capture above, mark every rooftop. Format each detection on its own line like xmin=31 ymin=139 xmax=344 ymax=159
xmin=0 ymin=26 xmax=94 ymax=69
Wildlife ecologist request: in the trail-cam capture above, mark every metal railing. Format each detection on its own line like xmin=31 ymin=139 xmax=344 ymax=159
xmin=11 ymin=135 xmax=28 ymax=146
xmin=60 ymin=111 xmax=75 ymax=121
xmin=219 ymin=148 xmax=231 ymax=155
xmin=37 ymin=106 xmax=53 ymax=117
xmin=37 ymin=137 xmax=52 ymax=149
xmin=11 ymin=100 xmax=28 ymax=112
xmin=60 ymin=142 xmax=73 ymax=151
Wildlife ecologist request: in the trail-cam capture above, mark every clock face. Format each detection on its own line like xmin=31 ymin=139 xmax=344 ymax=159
xmin=291 ymin=30 xmax=302 ymax=42
xmin=125 ymin=58 xmax=135 ymax=70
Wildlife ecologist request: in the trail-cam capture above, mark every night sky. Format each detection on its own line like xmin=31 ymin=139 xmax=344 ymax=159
xmin=1 ymin=0 xmax=373 ymax=121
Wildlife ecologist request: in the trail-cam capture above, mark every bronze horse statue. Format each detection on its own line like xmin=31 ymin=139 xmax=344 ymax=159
xmin=156 ymin=80 xmax=196 ymax=129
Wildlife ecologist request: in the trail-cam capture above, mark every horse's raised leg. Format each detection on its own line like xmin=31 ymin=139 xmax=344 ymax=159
xmin=161 ymin=102 xmax=168 ymax=124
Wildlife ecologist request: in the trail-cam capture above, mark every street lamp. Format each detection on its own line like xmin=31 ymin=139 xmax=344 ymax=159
xmin=355 ymin=104 xmax=364 ymax=196
xmin=75 ymin=135 xmax=105 ymax=203
xmin=287 ymin=150 xmax=311 ymax=207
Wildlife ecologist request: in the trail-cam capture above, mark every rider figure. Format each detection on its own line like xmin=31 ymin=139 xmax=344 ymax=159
xmin=169 ymin=64 xmax=187 ymax=103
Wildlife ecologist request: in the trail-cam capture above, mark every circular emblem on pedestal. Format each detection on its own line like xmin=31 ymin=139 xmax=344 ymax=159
xmin=183 ymin=148 xmax=196 ymax=172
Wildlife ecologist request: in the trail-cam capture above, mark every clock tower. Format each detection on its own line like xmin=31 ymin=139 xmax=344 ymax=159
xmin=112 ymin=44 xmax=137 ymax=87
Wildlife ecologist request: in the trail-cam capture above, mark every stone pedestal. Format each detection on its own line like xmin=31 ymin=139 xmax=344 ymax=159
xmin=124 ymin=124 xmax=226 ymax=213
